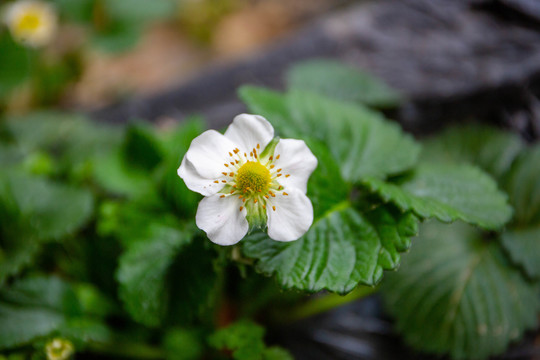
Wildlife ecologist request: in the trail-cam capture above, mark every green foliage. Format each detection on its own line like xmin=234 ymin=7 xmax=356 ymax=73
xmin=0 ymin=276 xmax=79 ymax=349
xmin=164 ymin=328 xmax=204 ymax=360
xmin=116 ymin=217 xmax=192 ymax=327
xmin=0 ymin=33 xmax=30 ymax=98
xmin=381 ymin=221 xmax=540 ymax=360
xmin=208 ymin=320 xmax=293 ymax=360
xmin=240 ymin=87 xmax=420 ymax=181
xmin=362 ymin=164 xmax=512 ymax=229
xmin=421 ymin=124 xmax=525 ymax=179
xmin=244 ymin=204 xmax=416 ymax=293
xmin=286 ymin=59 xmax=402 ymax=108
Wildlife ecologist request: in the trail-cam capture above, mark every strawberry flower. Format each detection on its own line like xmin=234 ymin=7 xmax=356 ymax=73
xmin=3 ymin=0 xmax=57 ymax=48
xmin=178 ymin=114 xmax=317 ymax=245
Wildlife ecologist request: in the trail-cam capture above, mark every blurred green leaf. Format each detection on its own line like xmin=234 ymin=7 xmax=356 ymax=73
xmin=362 ymin=164 xmax=512 ymax=230
xmin=155 ymin=118 xmax=205 ymax=217
xmin=244 ymin=204 xmax=417 ymax=293
xmin=208 ymin=320 xmax=293 ymax=360
xmin=102 ymin=0 xmax=176 ymax=23
xmin=381 ymin=221 xmax=540 ymax=360
xmin=0 ymin=276 xmax=80 ymax=350
xmin=500 ymin=145 xmax=540 ymax=278
xmin=1 ymin=172 xmax=94 ymax=241
xmin=91 ymin=21 xmax=141 ymax=53
xmin=164 ymin=328 xmax=203 ymax=360
xmin=240 ymin=87 xmax=420 ymax=182
xmin=0 ymin=32 xmax=30 ymax=98
xmin=286 ymin=59 xmax=401 ymax=108
xmin=116 ymin=217 xmax=192 ymax=327
xmin=421 ymin=124 xmax=524 ymax=180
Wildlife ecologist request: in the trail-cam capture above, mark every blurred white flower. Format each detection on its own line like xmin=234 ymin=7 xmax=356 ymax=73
xmin=178 ymin=114 xmax=317 ymax=245
xmin=45 ymin=338 xmax=74 ymax=360
xmin=4 ymin=0 xmax=57 ymax=47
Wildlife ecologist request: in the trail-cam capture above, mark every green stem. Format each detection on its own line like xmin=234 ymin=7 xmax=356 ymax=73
xmin=285 ymin=285 xmax=377 ymax=322
xmin=87 ymin=341 xmax=166 ymax=359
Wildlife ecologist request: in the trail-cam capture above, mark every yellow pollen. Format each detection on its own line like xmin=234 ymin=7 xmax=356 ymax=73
xmin=240 ymin=206 xmax=243 ymax=211
xmin=269 ymin=156 xmax=273 ymax=161
xmin=213 ymin=180 xmax=219 ymax=183
xmin=220 ymin=195 xmax=225 ymax=198
xmin=262 ymin=205 xmax=266 ymax=210
xmin=257 ymin=143 xmax=260 ymax=149
xmin=234 ymin=148 xmax=239 ymax=154
xmin=229 ymin=152 xmax=233 ymax=156
xmin=283 ymin=192 xmax=288 ymax=196
xmin=285 ymin=174 xmax=290 ymax=177
xmin=277 ymin=168 xmax=282 ymax=172
xmin=15 ymin=12 xmax=41 ymax=34
xmin=221 ymin=180 xmax=227 ymax=183
xmin=229 ymin=172 xmax=234 ymax=176
xmin=276 ymin=155 xmax=280 ymax=159
xmin=254 ymin=199 xmax=258 ymax=203
xmin=230 ymin=162 xmax=235 ymax=166
xmin=272 ymin=206 xmax=276 ymax=211
xmin=222 ymin=172 xmax=228 ymax=176
xmin=277 ymin=174 xmax=282 ymax=177
xmin=235 ymin=161 xmax=271 ymax=193
xmin=270 ymin=165 xmax=275 ymax=169
xmin=224 ymin=164 xmax=229 ymax=167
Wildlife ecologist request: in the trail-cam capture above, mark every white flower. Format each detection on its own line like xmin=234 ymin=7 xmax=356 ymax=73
xmin=45 ymin=338 xmax=74 ymax=360
xmin=178 ymin=114 xmax=317 ymax=245
xmin=4 ymin=0 xmax=57 ymax=47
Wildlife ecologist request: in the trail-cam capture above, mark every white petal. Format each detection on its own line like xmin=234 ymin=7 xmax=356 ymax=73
xmin=267 ymin=188 xmax=314 ymax=242
xmin=185 ymin=129 xmax=237 ymax=179
xmin=224 ymin=114 xmax=274 ymax=153
xmin=177 ymin=156 xmax=224 ymax=196
xmin=273 ymin=139 xmax=318 ymax=194
xmin=196 ymin=194 xmax=248 ymax=246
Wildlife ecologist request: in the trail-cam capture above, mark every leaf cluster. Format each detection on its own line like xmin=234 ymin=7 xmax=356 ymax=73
xmin=0 ymin=59 xmax=537 ymax=360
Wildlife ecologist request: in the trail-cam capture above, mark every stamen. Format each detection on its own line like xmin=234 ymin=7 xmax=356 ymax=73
xmin=221 ymin=180 xmax=227 ymax=183
xmin=229 ymin=172 xmax=234 ymax=176
xmin=214 ymin=180 xmax=219 ymax=183
xmin=272 ymin=206 xmax=276 ymax=211
xmin=224 ymin=164 xmax=229 ymax=167
xmin=285 ymin=174 xmax=290 ymax=177
xmin=254 ymin=199 xmax=258 ymax=203
xmin=270 ymin=165 xmax=275 ymax=169
xmin=277 ymin=174 xmax=282 ymax=177
xmin=262 ymin=205 xmax=266 ymax=210
xmin=222 ymin=172 xmax=228 ymax=176
xmin=277 ymin=168 xmax=282 ymax=172
xmin=250 ymin=152 xmax=253 ymax=157
xmin=230 ymin=162 xmax=235 ymax=166
xmin=220 ymin=195 xmax=225 ymax=198
xmin=229 ymin=152 xmax=233 ymax=156
xmin=239 ymin=206 xmax=243 ymax=211
xmin=234 ymin=148 xmax=239 ymax=154
xmin=235 ymin=160 xmax=239 ymax=164
xmin=283 ymin=192 xmax=288 ymax=196
xmin=276 ymin=155 xmax=280 ymax=160
xmin=244 ymin=153 xmax=247 ymax=157
xmin=269 ymin=156 xmax=273 ymax=161
xmin=265 ymin=195 xmax=269 ymax=199
xmin=230 ymin=190 xmax=234 ymax=194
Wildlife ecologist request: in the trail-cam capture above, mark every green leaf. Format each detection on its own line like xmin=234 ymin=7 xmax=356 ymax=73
xmin=501 ymin=228 xmax=540 ymax=280
xmin=362 ymin=164 xmax=512 ymax=229
xmin=164 ymin=328 xmax=203 ymax=360
xmin=116 ymin=218 xmax=192 ymax=327
xmin=243 ymin=203 xmax=417 ymax=293
xmin=0 ymin=33 xmax=30 ymax=98
xmin=208 ymin=320 xmax=293 ymax=360
xmin=499 ymin=145 xmax=540 ymax=278
xmin=1 ymin=172 xmax=94 ymax=241
xmin=381 ymin=221 xmax=540 ymax=360
xmin=155 ymin=118 xmax=206 ymax=217
xmin=123 ymin=122 xmax=164 ymax=172
xmin=103 ymin=0 xmax=176 ymax=23
xmin=503 ymin=144 xmax=540 ymax=227
xmin=421 ymin=124 xmax=524 ymax=180
xmin=239 ymin=87 xmax=420 ymax=181
xmin=286 ymin=59 xmax=401 ymax=108
xmin=0 ymin=276 xmax=80 ymax=350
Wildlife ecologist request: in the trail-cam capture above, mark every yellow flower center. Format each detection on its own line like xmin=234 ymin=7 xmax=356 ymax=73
xmin=15 ymin=12 xmax=42 ymax=34
xmin=236 ymin=161 xmax=271 ymax=193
